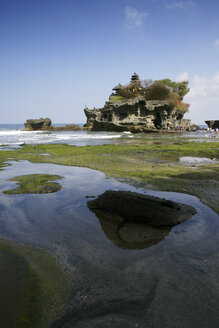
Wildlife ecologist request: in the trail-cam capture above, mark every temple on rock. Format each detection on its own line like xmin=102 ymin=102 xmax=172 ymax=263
xmin=84 ymin=73 xmax=192 ymax=132
xmin=130 ymin=72 xmax=140 ymax=83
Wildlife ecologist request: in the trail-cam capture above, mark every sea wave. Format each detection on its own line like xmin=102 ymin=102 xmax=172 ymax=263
xmin=0 ymin=130 xmax=133 ymax=148
xmin=0 ymin=130 xmax=44 ymax=136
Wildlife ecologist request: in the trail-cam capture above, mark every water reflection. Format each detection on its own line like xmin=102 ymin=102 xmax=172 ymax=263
xmin=0 ymin=161 xmax=219 ymax=328
xmin=89 ymin=208 xmax=171 ymax=249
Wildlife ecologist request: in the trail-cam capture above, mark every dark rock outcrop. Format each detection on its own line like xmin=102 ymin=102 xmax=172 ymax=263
xmin=84 ymin=96 xmax=186 ymax=133
xmin=24 ymin=118 xmax=52 ymax=131
xmin=205 ymin=120 xmax=219 ymax=129
xmin=87 ymin=190 xmax=196 ymax=249
xmin=24 ymin=118 xmax=82 ymax=131
xmin=49 ymin=124 xmax=82 ymax=131
xmin=88 ymin=190 xmax=196 ymax=227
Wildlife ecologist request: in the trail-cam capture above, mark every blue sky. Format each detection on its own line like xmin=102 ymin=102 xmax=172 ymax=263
xmin=0 ymin=0 xmax=219 ymax=124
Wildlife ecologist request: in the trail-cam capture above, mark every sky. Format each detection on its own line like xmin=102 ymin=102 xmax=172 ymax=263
xmin=0 ymin=0 xmax=219 ymax=124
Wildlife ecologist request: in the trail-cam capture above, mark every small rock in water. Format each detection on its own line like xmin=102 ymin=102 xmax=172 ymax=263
xmin=87 ymin=190 xmax=197 ymax=249
xmin=87 ymin=190 xmax=196 ymax=228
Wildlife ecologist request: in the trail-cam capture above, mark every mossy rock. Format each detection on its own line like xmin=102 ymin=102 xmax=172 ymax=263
xmin=0 ymin=238 xmax=73 ymax=328
xmin=3 ymin=174 xmax=62 ymax=195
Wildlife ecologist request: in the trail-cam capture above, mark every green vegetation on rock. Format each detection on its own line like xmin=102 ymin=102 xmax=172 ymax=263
xmin=0 ymin=238 xmax=73 ymax=328
xmin=158 ymin=79 xmax=190 ymax=98
xmin=109 ymin=95 xmax=124 ymax=102
xmin=111 ymin=74 xmax=190 ymax=113
xmin=3 ymin=174 xmax=62 ymax=195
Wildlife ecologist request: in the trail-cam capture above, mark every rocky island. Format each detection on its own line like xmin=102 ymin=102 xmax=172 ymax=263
xmin=84 ymin=73 xmax=192 ymax=132
xmin=24 ymin=118 xmax=82 ymax=131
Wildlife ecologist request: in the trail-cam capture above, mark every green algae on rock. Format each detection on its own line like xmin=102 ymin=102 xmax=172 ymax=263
xmin=3 ymin=174 xmax=62 ymax=194
xmin=0 ymin=238 xmax=73 ymax=328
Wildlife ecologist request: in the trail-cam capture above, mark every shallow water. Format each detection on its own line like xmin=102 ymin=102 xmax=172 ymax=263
xmin=0 ymin=161 xmax=219 ymax=327
xmin=1 ymin=124 xmax=219 ymax=151
xmin=180 ymin=129 xmax=219 ymax=141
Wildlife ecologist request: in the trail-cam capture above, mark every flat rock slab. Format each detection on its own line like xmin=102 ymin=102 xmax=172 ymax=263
xmin=87 ymin=190 xmax=196 ymax=228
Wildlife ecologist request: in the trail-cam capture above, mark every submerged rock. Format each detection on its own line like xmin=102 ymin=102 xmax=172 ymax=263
xmin=87 ymin=190 xmax=196 ymax=249
xmin=0 ymin=238 xmax=73 ymax=328
xmin=3 ymin=174 xmax=62 ymax=194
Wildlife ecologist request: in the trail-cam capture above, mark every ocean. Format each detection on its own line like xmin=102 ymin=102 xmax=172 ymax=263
xmin=0 ymin=123 xmax=218 ymax=150
xmin=0 ymin=124 xmax=133 ymax=149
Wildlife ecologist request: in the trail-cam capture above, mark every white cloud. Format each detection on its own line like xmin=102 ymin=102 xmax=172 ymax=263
xmin=125 ymin=6 xmax=148 ymax=28
xmin=165 ymin=1 xmax=196 ymax=10
xmin=176 ymin=72 xmax=189 ymax=82
xmin=166 ymin=1 xmax=183 ymax=9
xmin=184 ymin=72 xmax=219 ymax=124
xmin=214 ymin=39 xmax=219 ymax=46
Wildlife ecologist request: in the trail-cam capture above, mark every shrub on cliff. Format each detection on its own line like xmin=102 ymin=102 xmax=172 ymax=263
xmin=118 ymin=81 xmax=142 ymax=99
xmin=111 ymin=75 xmax=190 ymax=112
xmin=166 ymin=92 xmax=190 ymax=113
xmin=117 ymin=80 xmax=170 ymax=101
xmin=144 ymin=81 xmax=170 ymax=101
xmin=158 ymin=79 xmax=190 ymax=99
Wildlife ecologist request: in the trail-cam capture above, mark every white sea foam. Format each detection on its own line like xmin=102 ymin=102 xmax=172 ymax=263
xmin=180 ymin=157 xmax=217 ymax=164
xmin=0 ymin=129 xmax=133 ymax=148
xmin=0 ymin=130 xmax=43 ymax=136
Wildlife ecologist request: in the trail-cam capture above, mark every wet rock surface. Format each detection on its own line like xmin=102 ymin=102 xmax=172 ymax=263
xmin=87 ymin=190 xmax=197 ymax=227
xmin=87 ymin=190 xmax=196 ymax=249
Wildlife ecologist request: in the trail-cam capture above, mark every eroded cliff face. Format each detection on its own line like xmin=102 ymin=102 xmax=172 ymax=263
xmin=84 ymin=96 xmax=184 ymax=132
